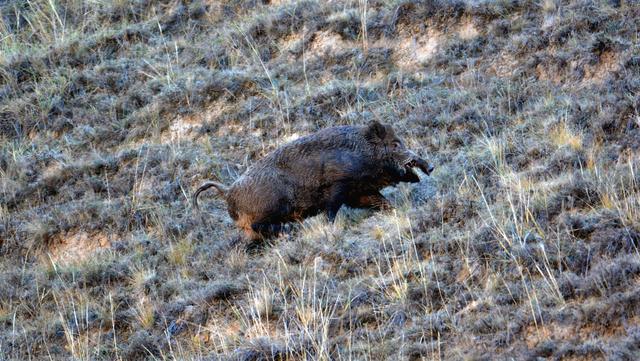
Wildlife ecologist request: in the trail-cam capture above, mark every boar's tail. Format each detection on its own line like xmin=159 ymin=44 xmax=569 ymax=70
xmin=193 ymin=181 xmax=229 ymax=211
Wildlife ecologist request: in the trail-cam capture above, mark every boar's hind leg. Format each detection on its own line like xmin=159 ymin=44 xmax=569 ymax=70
xmin=347 ymin=192 xmax=391 ymax=211
xmin=251 ymin=222 xmax=286 ymax=238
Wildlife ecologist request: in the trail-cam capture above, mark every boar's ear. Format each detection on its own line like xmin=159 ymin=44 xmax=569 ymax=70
xmin=365 ymin=121 xmax=387 ymax=143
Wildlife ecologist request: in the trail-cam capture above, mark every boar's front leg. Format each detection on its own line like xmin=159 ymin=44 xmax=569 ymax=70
xmin=347 ymin=192 xmax=391 ymax=211
xmin=325 ymin=184 xmax=348 ymax=223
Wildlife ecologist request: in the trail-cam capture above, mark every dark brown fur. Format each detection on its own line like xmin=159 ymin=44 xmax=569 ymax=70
xmin=193 ymin=121 xmax=434 ymax=240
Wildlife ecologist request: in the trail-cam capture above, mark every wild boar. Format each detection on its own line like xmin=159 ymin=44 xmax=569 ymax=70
xmin=193 ymin=121 xmax=434 ymax=240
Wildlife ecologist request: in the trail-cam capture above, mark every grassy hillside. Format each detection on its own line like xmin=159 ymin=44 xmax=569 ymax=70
xmin=1 ymin=0 xmax=640 ymax=359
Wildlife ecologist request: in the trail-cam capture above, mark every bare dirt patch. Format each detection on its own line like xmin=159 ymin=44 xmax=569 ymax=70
xmin=48 ymin=231 xmax=112 ymax=264
xmin=308 ymin=30 xmax=349 ymax=57
xmin=582 ymin=50 xmax=621 ymax=84
xmin=164 ymin=114 xmax=202 ymax=142
xmin=489 ymin=52 xmax=520 ymax=77
xmin=162 ymin=99 xmax=232 ymax=142
xmin=458 ymin=18 xmax=479 ymax=40
xmin=523 ymin=314 xmax=639 ymax=349
xmin=394 ymin=29 xmax=443 ymax=71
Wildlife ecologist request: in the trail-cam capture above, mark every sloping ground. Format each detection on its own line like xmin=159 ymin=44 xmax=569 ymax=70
xmin=1 ymin=0 xmax=640 ymax=359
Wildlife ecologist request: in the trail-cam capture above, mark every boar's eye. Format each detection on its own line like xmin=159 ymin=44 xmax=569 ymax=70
xmin=392 ymin=141 xmax=402 ymax=149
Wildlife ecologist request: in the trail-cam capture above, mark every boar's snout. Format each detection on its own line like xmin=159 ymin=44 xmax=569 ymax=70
xmin=405 ymin=156 xmax=435 ymax=176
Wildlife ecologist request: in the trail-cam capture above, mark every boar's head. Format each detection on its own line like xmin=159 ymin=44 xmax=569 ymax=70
xmin=365 ymin=121 xmax=435 ymax=183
